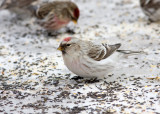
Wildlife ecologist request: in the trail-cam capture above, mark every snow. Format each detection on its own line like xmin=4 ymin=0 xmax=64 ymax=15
xmin=0 ymin=0 xmax=160 ymax=113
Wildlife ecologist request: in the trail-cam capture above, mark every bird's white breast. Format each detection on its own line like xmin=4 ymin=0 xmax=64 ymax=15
xmin=63 ymin=54 xmax=91 ymax=77
xmin=62 ymin=54 xmax=114 ymax=78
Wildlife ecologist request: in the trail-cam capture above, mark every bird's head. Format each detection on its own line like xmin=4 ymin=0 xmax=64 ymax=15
xmin=57 ymin=37 xmax=80 ymax=55
xmin=67 ymin=2 xmax=80 ymax=24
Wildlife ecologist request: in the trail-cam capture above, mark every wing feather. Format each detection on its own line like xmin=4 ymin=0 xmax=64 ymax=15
xmin=88 ymin=43 xmax=121 ymax=61
xmin=36 ymin=3 xmax=55 ymax=19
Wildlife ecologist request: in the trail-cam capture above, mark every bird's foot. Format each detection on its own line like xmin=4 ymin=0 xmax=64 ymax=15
xmin=85 ymin=78 xmax=100 ymax=83
xmin=66 ymin=28 xmax=75 ymax=34
xmin=71 ymin=76 xmax=84 ymax=80
xmin=148 ymin=18 xmax=155 ymax=23
xmin=146 ymin=18 xmax=154 ymax=25
xmin=47 ymin=31 xmax=59 ymax=37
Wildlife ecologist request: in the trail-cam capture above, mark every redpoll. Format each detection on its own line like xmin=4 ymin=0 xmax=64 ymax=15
xmin=0 ymin=0 xmax=37 ymax=18
xmin=33 ymin=1 xmax=80 ymax=30
xmin=140 ymin=0 xmax=160 ymax=22
xmin=0 ymin=0 xmax=37 ymax=9
xmin=57 ymin=37 xmax=121 ymax=78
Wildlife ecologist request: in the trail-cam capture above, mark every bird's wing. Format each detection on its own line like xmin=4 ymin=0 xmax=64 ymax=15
xmin=36 ymin=2 xmax=55 ymax=19
xmin=87 ymin=43 xmax=121 ymax=61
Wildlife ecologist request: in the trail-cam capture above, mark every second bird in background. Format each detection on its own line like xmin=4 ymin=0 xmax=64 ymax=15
xmin=0 ymin=0 xmax=80 ymax=32
xmin=140 ymin=0 xmax=160 ymax=22
xmin=32 ymin=1 xmax=80 ymax=31
xmin=0 ymin=0 xmax=37 ymax=19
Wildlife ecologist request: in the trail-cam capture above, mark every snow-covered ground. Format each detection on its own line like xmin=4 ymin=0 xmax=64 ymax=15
xmin=0 ymin=0 xmax=160 ymax=113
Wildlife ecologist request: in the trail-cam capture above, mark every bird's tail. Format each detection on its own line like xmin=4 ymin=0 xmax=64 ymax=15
xmin=109 ymin=49 xmax=145 ymax=67
xmin=116 ymin=49 xmax=145 ymax=54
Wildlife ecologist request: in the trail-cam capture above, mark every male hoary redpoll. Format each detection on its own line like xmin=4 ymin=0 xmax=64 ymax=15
xmin=57 ymin=37 xmax=121 ymax=78
xmin=140 ymin=0 xmax=160 ymax=22
xmin=33 ymin=1 xmax=80 ymax=30
xmin=0 ymin=0 xmax=37 ymax=18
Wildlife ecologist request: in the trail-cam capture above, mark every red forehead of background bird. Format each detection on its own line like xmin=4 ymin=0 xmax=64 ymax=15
xmin=63 ymin=37 xmax=71 ymax=42
xmin=74 ymin=8 xmax=80 ymax=19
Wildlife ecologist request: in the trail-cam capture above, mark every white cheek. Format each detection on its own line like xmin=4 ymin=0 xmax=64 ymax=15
xmin=67 ymin=46 xmax=75 ymax=53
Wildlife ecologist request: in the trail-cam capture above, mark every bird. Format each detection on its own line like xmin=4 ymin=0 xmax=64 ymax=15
xmin=140 ymin=0 xmax=160 ymax=22
xmin=0 ymin=1 xmax=80 ymax=31
xmin=0 ymin=0 xmax=38 ymax=19
xmin=32 ymin=1 xmax=80 ymax=31
xmin=0 ymin=0 xmax=37 ymax=13
xmin=57 ymin=37 xmax=121 ymax=79
xmin=0 ymin=0 xmax=37 ymax=9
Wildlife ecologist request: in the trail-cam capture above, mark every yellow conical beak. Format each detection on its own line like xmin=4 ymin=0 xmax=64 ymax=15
xmin=72 ymin=20 xmax=77 ymax=24
xmin=57 ymin=46 xmax=62 ymax=51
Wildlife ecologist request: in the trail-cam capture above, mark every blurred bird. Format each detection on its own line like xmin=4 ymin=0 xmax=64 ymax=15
xmin=0 ymin=0 xmax=38 ymax=19
xmin=140 ymin=0 xmax=160 ymax=22
xmin=32 ymin=1 xmax=80 ymax=31
xmin=57 ymin=37 xmax=121 ymax=79
xmin=0 ymin=1 xmax=80 ymax=31
xmin=0 ymin=0 xmax=37 ymax=9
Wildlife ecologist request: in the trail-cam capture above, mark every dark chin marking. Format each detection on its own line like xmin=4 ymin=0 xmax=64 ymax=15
xmin=62 ymin=51 xmax=66 ymax=54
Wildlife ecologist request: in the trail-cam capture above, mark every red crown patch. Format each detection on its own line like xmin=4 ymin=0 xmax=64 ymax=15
xmin=63 ymin=37 xmax=71 ymax=42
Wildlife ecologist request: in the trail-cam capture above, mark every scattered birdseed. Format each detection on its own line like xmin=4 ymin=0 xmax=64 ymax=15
xmin=0 ymin=0 xmax=160 ymax=113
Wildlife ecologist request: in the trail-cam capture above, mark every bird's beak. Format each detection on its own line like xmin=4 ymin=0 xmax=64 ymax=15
xmin=57 ymin=46 xmax=64 ymax=51
xmin=72 ymin=19 xmax=77 ymax=24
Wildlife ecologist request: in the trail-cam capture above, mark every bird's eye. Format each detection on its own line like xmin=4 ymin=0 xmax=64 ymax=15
xmin=66 ymin=44 xmax=71 ymax=46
